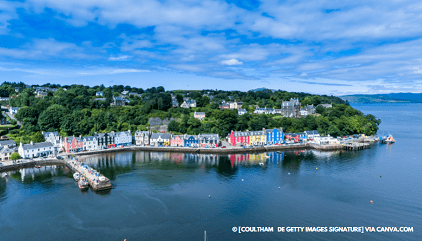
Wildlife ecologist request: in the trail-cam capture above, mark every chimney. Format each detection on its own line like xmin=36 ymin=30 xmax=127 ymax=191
xmin=30 ymin=141 xmax=33 ymax=145
xmin=79 ymin=135 xmax=82 ymax=138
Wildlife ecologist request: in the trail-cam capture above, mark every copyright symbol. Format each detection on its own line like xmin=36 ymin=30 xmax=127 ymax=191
xmin=232 ymin=227 xmax=238 ymax=232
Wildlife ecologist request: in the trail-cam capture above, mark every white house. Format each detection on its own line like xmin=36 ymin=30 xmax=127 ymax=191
xmin=135 ymin=131 xmax=150 ymax=146
xmin=194 ymin=112 xmax=205 ymax=120
xmin=300 ymin=110 xmax=309 ymax=116
xmin=313 ymin=135 xmax=339 ymax=145
xmin=304 ymin=130 xmax=320 ymax=140
xmin=82 ymin=136 xmax=98 ymax=151
xmin=254 ymin=108 xmax=276 ymax=115
xmin=238 ymin=109 xmax=248 ymax=115
xmin=114 ymin=130 xmax=132 ymax=146
xmin=18 ymin=141 xmax=54 ymax=158
xmin=150 ymin=133 xmax=172 ymax=146
xmin=42 ymin=131 xmax=61 ymax=148
xmin=96 ymin=91 xmax=103 ymax=96
xmin=9 ymin=107 xmax=21 ymax=115
xmin=181 ymin=100 xmax=196 ymax=108
xmin=0 ymin=146 xmax=17 ymax=162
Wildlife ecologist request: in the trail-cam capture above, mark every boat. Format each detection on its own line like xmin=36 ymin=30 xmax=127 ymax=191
xmin=259 ymin=162 xmax=265 ymax=166
xmin=381 ymin=134 xmax=396 ymax=144
xmin=385 ymin=135 xmax=396 ymax=144
xmin=265 ymin=155 xmax=270 ymax=159
xmin=35 ymin=165 xmax=41 ymax=168
xmin=78 ymin=177 xmax=89 ymax=190
xmin=73 ymin=172 xmax=80 ymax=181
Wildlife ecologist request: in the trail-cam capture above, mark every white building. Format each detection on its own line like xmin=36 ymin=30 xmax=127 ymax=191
xmin=304 ymin=130 xmax=320 ymax=140
xmin=0 ymin=140 xmax=16 ymax=148
xmin=0 ymin=146 xmax=17 ymax=162
xmin=238 ymin=109 xmax=248 ymax=115
xmin=42 ymin=131 xmax=61 ymax=148
xmin=194 ymin=112 xmax=205 ymax=120
xmin=150 ymin=133 xmax=172 ymax=146
xmin=9 ymin=107 xmax=21 ymax=115
xmin=82 ymin=136 xmax=98 ymax=151
xmin=135 ymin=131 xmax=150 ymax=146
xmin=254 ymin=108 xmax=276 ymax=115
xmin=114 ymin=130 xmax=132 ymax=146
xmin=181 ymin=99 xmax=196 ymax=108
xmin=300 ymin=110 xmax=309 ymax=116
xmin=18 ymin=141 xmax=54 ymax=158
xmin=96 ymin=91 xmax=103 ymax=96
xmin=313 ymin=135 xmax=339 ymax=145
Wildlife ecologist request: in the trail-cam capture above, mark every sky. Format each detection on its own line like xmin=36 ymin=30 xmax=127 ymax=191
xmin=1 ymin=0 xmax=422 ymax=95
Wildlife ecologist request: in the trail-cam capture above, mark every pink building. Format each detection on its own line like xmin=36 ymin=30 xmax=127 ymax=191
xmin=170 ymin=135 xmax=184 ymax=147
xmin=63 ymin=136 xmax=84 ymax=153
xmin=229 ymin=130 xmax=250 ymax=146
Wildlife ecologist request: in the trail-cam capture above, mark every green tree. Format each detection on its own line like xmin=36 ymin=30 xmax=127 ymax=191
xmin=31 ymin=132 xmax=46 ymax=143
xmin=168 ymin=120 xmax=180 ymax=132
xmin=38 ymin=104 xmax=67 ymax=131
xmin=10 ymin=152 xmax=21 ymax=160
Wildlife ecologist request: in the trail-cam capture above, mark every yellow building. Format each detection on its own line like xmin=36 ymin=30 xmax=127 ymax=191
xmin=249 ymin=152 xmax=267 ymax=163
xmin=249 ymin=129 xmax=267 ymax=145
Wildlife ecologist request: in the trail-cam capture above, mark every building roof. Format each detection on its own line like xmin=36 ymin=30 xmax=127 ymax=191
xmin=232 ymin=131 xmax=249 ymax=137
xmin=42 ymin=131 xmax=59 ymax=137
xmin=151 ymin=133 xmax=171 ymax=139
xmin=194 ymin=112 xmax=205 ymax=115
xmin=82 ymin=136 xmax=96 ymax=141
xmin=0 ymin=146 xmax=17 ymax=154
xmin=0 ymin=140 xmax=16 ymax=146
xmin=304 ymin=130 xmax=320 ymax=135
xmin=21 ymin=142 xmax=54 ymax=150
xmin=238 ymin=109 xmax=247 ymax=112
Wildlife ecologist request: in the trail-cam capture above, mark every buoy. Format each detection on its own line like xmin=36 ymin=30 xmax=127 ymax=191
xmin=370 ymin=200 xmax=373 ymax=204
xmin=279 ymin=187 xmax=280 ymax=189
xmin=288 ymin=173 xmax=290 ymax=175
xmin=242 ymin=179 xmax=244 ymax=181
xmin=209 ymin=195 xmax=211 ymax=198
xmin=316 ymin=167 xmax=318 ymax=169
xmin=380 ymin=175 xmax=382 ymax=177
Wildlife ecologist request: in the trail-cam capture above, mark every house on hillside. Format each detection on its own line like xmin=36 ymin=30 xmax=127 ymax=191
xmin=42 ymin=131 xmax=60 ymax=148
xmin=282 ymin=98 xmax=301 ymax=118
xmin=9 ymin=107 xmax=20 ymax=115
xmin=194 ymin=112 xmax=205 ymax=120
xmin=181 ymin=99 xmax=196 ymax=108
xmin=112 ymin=96 xmax=127 ymax=106
xmin=305 ymin=105 xmax=316 ymax=115
xmin=96 ymin=91 xmax=103 ymax=96
xmin=238 ymin=109 xmax=248 ymax=115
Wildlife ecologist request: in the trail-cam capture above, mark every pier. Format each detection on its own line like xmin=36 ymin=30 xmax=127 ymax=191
xmin=65 ymin=158 xmax=112 ymax=191
xmin=342 ymin=142 xmax=371 ymax=151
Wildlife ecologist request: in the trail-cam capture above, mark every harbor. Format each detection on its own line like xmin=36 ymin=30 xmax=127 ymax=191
xmin=65 ymin=158 xmax=112 ymax=191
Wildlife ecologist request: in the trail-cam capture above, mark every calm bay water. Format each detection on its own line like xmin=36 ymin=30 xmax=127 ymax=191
xmin=0 ymin=103 xmax=421 ymax=241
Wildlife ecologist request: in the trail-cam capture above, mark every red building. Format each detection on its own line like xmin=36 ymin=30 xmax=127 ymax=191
xmin=229 ymin=130 xmax=250 ymax=146
xmin=63 ymin=136 xmax=84 ymax=153
xmin=285 ymin=133 xmax=299 ymax=143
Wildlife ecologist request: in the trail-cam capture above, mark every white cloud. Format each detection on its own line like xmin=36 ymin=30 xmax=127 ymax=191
xmin=108 ymin=69 xmax=150 ymax=74
xmin=221 ymin=59 xmax=243 ymax=66
xmin=108 ymin=55 xmax=132 ymax=61
xmin=300 ymin=73 xmax=307 ymax=76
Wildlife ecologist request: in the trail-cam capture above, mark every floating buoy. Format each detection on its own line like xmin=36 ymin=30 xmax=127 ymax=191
xmin=288 ymin=173 xmax=290 ymax=175
xmin=242 ymin=179 xmax=244 ymax=181
xmin=316 ymin=167 xmax=318 ymax=169
xmin=370 ymin=200 xmax=373 ymax=204
xmin=279 ymin=187 xmax=280 ymax=189
xmin=380 ymin=175 xmax=382 ymax=177
xmin=209 ymin=195 xmax=211 ymax=198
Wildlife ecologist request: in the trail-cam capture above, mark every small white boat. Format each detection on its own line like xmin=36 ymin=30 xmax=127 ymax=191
xmin=78 ymin=177 xmax=89 ymax=189
xmin=73 ymin=172 xmax=80 ymax=181
xmin=259 ymin=162 xmax=265 ymax=166
xmin=265 ymin=156 xmax=270 ymax=159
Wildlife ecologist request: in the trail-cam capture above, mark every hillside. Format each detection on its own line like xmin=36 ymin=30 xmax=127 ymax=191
xmin=340 ymin=93 xmax=422 ymax=103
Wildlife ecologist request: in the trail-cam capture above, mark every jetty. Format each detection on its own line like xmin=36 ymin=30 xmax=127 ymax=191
xmin=65 ymin=158 xmax=112 ymax=191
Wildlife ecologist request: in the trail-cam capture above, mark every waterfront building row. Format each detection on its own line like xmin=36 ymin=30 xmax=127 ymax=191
xmin=134 ymin=132 xmax=220 ymax=147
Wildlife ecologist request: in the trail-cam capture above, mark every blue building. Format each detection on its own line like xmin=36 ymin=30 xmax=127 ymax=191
xmin=265 ymin=128 xmax=284 ymax=144
xmin=184 ymin=135 xmax=199 ymax=147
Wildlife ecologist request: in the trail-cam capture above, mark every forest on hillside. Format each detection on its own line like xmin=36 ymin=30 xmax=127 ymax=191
xmin=0 ymin=82 xmax=380 ymax=144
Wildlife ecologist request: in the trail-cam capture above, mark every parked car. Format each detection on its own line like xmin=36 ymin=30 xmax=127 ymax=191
xmin=221 ymin=146 xmax=226 ymax=148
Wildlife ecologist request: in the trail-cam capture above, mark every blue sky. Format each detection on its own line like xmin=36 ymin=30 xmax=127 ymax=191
xmin=1 ymin=0 xmax=422 ymax=95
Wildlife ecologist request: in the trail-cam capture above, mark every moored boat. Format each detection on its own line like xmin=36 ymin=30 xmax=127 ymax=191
xmin=73 ymin=172 xmax=80 ymax=181
xmin=78 ymin=176 xmax=89 ymax=190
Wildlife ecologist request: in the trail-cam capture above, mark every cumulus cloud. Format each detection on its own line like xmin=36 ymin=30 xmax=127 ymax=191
xmin=221 ymin=59 xmax=243 ymax=66
xmin=108 ymin=55 xmax=132 ymax=61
